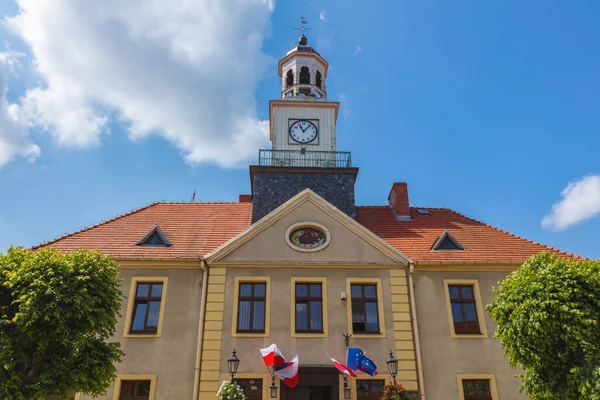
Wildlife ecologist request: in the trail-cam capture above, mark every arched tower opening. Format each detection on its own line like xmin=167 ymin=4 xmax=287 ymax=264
xmin=286 ymin=70 xmax=294 ymax=88
xmin=299 ymin=66 xmax=310 ymax=84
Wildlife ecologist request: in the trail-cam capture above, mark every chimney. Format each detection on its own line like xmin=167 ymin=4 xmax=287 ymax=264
xmin=239 ymin=194 xmax=252 ymax=203
xmin=388 ymin=182 xmax=411 ymax=220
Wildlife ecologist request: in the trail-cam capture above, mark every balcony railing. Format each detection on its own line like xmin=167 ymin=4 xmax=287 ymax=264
xmin=258 ymin=149 xmax=352 ymax=168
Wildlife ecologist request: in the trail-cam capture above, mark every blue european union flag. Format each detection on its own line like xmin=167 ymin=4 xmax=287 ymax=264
xmin=346 ymin=347 xmax=378 ymax=376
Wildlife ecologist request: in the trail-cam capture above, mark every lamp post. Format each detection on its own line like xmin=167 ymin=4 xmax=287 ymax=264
xmin=270 ymin=376 xmax=278 ymax=398
xmin=386 ymin=351 xmax=398 ymax=384
xmin=227 ymin=349 xmax=240 ymax=383
xmin=343 ymin=375 xmax=351 ymax=399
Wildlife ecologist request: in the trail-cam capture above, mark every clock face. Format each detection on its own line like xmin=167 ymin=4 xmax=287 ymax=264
xmin=289 ymin=120 xmax=318 ymax=144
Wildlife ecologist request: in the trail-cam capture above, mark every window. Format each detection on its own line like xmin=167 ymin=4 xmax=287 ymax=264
xmin=346 ymin=279 xmax=385 ymax=337
xmin=295 ymin=282 xmax=323 ymax=333
xmin=356 ymin=380 xmax=384 ymax=400
xmin=113 ymin=375 xmax=156 ymax=400
xmin=351 ymin=284 xmax=379 ymax=334
xmin=461 ymin=380 xmax=492 ymax=400
xmin=444 ymin=280 xmax=487 ymax=338
xmin=232 ymin=277 xmax=271 ymax=337
xmin=457 ymin=375 xmax=498 ymax=400
xmin=236 ymin=379 xmax=263 ymax=400
xmin=130 ymin=282 xmax=164 ymax=333
xmin=315 ymin=71 xmax=322 ymax=89
xmin=123 ymin=277 xmax=168 ymax=338
xmin=119 ymin=380 xmax=151 ymax=400
xmin=449 ymin=285 xmax=480 ymax=334
xmin=290 ymin=277 xmax=328 ymax=337
xmin=237 ymin=282 xmax=266 ymax=333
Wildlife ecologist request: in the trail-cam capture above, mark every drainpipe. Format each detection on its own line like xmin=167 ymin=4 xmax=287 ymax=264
xmin=193 ymin=259 xmax=209 ymax=400
xmin=408 ymin=262 xmax=426 ymax=400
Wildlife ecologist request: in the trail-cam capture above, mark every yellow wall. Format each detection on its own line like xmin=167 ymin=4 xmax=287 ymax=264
xmin=198 ymin=267 xmax=227 ymax=400
xmin=414 ymin=270 xmax=525 ymax=399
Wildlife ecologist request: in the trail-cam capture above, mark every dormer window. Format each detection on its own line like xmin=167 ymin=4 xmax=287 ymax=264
xmin=431 ymin=230 xmax=465 ymax=251
xmin=137 ymin=225 xmax=171 ymax=247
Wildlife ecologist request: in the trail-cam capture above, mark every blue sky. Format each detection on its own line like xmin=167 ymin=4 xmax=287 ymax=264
xmin=0 ymin=0 xmax=599 ymax=258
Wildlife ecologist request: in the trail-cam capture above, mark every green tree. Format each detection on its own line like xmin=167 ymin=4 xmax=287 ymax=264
xmin=0 ymin=247 xmax=124 ymax=400
xmin=487 ymin=252 xmax=600 ymax=399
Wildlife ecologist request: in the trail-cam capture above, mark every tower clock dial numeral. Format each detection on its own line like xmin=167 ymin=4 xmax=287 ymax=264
xmin=289 ymin=120 xmax=318 ymax=144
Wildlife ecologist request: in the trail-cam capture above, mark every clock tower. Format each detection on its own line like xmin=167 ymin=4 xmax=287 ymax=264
xmin=251 ymin=30 xmax=358 ymax=223
xmin=270 ymin=32 xmax=337 ymax=153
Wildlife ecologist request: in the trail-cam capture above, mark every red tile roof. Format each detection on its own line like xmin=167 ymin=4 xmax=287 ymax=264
xmin=37 ymin=202 xmax=576 ymax=263
xmin=36 ymin=202 xmax=252 ymax=260
xmin=355 ymin=206 xmax=576 ymax=263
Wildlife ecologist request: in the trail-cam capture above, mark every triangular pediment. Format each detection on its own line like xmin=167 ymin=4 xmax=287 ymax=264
xmin=206 ymin=189 xmax=411 ymax=266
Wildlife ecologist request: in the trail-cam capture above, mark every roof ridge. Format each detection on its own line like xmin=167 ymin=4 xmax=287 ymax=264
xmin=32 ymin=202 xmax=161 ymax=249
xmin=157 ymin=201 xmax=249 ymax=205
xmin=410 ymin=206 xmax=452 ymax=210
xmin=446 ymin=208 xmax=580 ymax=259
xmin=356 ymin=205 xmax=453 ymax=210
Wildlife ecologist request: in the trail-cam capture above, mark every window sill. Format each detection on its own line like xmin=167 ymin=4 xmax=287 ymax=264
xmin=291 ymin=331 xmax=328 ymax=338
xmin=349 ymin=332 xmax=386 ymax=339
xmin=123 ymin=332 xmax=162 ymax=338
xmin=232 ymin=331 xmax=269 ymax=338
xmin=450 ymin=332 xmax=488 ymax=339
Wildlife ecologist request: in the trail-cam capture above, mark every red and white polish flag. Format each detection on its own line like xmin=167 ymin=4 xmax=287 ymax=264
xmin=260 ymin=344 xmax=286 ymax=367
xmin=274 ymin=355 xmax=300 ymax=388
xmin=328 ymin=354 xmax=357 ymax=377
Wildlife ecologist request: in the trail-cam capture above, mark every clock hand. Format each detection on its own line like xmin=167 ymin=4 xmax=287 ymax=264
xmin=300 ymin=124 xmax=307 ymax=133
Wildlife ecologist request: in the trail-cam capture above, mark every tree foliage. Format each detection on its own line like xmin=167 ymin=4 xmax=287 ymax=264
xmin=487 ymin=252 xmax=600 ymax=399
xmin=0 ymin=247 xmax=124 ymax=400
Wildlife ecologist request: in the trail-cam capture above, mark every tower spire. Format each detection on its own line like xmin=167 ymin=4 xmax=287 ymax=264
xmin=294 ymin=16 xmax=311 ymax=46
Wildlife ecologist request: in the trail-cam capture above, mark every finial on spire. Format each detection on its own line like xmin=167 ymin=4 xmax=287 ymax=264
xmin=294 ymin=16 xmax=310 ymax=46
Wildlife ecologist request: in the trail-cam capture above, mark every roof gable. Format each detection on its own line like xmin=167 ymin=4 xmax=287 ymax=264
xmin=206 ymin=189 xmax=411 ymax=265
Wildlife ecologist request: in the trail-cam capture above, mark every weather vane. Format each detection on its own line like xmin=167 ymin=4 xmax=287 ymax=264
xmin=294 ymin=16 xmax=311 ymax=34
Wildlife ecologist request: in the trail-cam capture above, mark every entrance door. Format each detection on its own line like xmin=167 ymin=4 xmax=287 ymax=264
xmin=281 ymin=367 xmax=338 ymax=400
xmin=309 ymin=386 xmax=332 ymax=400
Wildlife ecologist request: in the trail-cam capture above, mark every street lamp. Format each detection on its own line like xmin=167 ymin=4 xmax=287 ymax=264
xmin=386 ymin=351 xmax=398 ymax=384
xmin=343 ymin=375 xmax=352 ymax=399
xmin=270 ymin=376 xmax=278 ymax=398
xmin=228 ymin=349 xmax=240 ymax=382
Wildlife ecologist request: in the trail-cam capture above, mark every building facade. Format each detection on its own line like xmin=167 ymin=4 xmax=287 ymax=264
xmin=39 ymin=32 xmax=577 ymax=400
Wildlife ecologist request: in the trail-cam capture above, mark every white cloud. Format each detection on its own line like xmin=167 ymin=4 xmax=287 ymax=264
xmin=0 ymin=51 xmax=40 ymax=168
xmin=5 ymin=0 xmax=274 ymax=168
xmin=541 ymin=175 xmax=600 ymax=230
xmin=319 ymin=10 xmax=326 ymax=21
xmin=354 ymin=45 xmax=362 ymax=55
